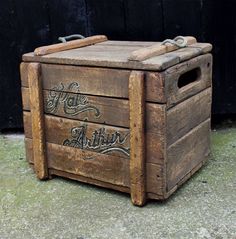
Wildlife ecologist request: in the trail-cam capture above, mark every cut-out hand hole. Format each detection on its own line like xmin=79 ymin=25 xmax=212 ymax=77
xmin=178 ymin=67 xmax=201 ymax=88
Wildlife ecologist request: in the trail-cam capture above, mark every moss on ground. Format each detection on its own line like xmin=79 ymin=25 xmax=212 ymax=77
xmin=0 ymin=129 xmax=235 ymax=239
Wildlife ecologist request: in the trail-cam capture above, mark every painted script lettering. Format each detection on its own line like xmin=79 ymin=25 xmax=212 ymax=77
xmin=45 ymin=82 xmax=100 ymax=118
xmin=63 ymin=125 xmax=130 ymax=158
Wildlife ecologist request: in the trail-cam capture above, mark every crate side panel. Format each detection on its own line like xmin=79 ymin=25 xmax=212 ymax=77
xmin=167 ymin=87 xmax=212 ymax=146
xmin=167 ymin=119 xmax=211 ymax=191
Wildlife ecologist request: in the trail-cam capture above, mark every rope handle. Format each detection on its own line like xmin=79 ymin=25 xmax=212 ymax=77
xmin=58 ymin=34 xmax=85 ymax=43
xmin=161 ymin=36 xmax=188 ymax=48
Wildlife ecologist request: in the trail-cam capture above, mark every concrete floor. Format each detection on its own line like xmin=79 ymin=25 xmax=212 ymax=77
xmin=0 ymin=126 xmax=236 ymax=239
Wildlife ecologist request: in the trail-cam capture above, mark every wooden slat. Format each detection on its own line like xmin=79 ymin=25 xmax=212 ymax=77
xmin=129 ymin=36 xmax=197 ymax=61
xmin=21 ymin=87 xmax=166 ymax=132
xmin=25 ymin=138 xmax=164 ymax=196
xmin=167 ymin=88 xmax=212 ymax=145
xmin=167 ymin=119 xmax=211 ymax=191
xmin=129 ymin=71 xmax=146 ymax=206
xmin=23 ymin=112 xmax=165 ymax=165
xmin=21 ymin=63 xmax=166 ymax=104
xmin=34 ymin=35 xmax=108 ymax=56
xmin=28 ymin=63 xmax=48 ymax=179
xmin=49 ymin=169 xmax=130 ymax=194
xmin=47 ymin=142 xmax=130 ymax=187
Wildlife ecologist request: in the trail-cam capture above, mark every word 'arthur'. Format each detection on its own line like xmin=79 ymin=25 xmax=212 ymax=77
xmin=63 ymin=125 xmax=130 ymax=158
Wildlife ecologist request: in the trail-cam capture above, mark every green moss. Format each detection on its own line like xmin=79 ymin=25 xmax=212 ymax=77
xmin=0 ymin=130 xmax=236 ymax=239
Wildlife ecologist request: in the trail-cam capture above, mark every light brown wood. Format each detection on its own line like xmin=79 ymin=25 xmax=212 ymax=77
xmin=28 ymin=63 xmax=48 ymax=179
xmin=167 ymin=119 xmax=211 ymax=191
xmin=128 ymin=36 xmax=197 ymax=61
xmin=129 ymin=71 xmax=146 ymax=206
xmin=34 ymin=35 xmax=108 ymax=56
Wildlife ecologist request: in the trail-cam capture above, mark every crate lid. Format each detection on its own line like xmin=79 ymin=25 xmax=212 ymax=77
xmin=23 ymin=35 xmax=212 ymax=71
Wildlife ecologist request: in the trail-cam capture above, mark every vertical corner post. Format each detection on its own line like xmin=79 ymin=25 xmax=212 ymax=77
xmin=129 ymin=71 xmax=146 ymax=206
xmin=28 ymin=63 xmax=48 ymax=179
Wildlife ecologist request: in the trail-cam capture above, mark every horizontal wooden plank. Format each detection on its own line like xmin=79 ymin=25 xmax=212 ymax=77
xmin=167 ymin=119 xmax=211 ymax=191
xmin=49 ymin=169 xmax=130 ymax=194
xmin=167 ymin=87 xmax=212 ymax=145
xmin=24 ymin=112 xmax=165 ymax=164
xmin=25 ymin=138 xmax=164 ymax=195
xmin=21 ymin=63 xmax=166 ymax=103
xmin=22 ymin=87 xmax=166 ymax=130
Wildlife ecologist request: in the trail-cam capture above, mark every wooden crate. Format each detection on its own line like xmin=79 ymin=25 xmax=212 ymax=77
xmin=20 ymin=35 xmax=212 ymax=206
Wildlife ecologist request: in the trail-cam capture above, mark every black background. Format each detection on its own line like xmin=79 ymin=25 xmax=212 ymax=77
xmin=0 ymin=0 xmax=235 ymax=130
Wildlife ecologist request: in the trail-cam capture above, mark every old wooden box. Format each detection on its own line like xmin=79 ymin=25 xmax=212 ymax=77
xmin=20 ymin=35 xmax=212 ymax=206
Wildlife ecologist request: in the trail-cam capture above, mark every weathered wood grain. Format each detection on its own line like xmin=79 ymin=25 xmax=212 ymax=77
xmin=25 ymin=138 xmax=164 ymax=196
xmin=167 ymin=87 xmax=212 ymax=145
xmin=27 ymin=63 xmax=48 ymax=179
xmin=49 ymin=169 xmax=130 ymax=194
xmin=47 ymin=142 xmax=130 ymax=187
xmin=34 ymin=35 xmax=108 ymax=56
xmin=129 ymin=71 xmax=146 ymax=206
xmin=21 ymin=87 xmax=166 ymax=130
xmin=167 ymin=119 xmax=211 ymax=191
xmin=21 ymin=63 xmax=166 ymax=103
xmin=21 ymin=54 xmax=211 ymax=107
xmin=24 ymin=112 xmax=165 ymax=165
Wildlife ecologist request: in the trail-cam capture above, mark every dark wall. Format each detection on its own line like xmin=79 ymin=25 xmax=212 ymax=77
xmin=0 ymin=0 xmax=235 ymax=130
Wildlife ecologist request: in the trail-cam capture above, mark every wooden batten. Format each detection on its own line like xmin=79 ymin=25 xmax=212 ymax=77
xmin=129 ymin=71 xmax=146 ymax=206
xmin=128 ymin=36 xmax=197 ymax=61
xmin=34 ymin=35 xmax=108 ymax=56
xmin=28 ymin=63 xmax=48 ymax=179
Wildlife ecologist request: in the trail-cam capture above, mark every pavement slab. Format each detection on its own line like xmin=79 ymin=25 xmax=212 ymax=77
xmin=0 ymin=128 xmax=236 ymax=239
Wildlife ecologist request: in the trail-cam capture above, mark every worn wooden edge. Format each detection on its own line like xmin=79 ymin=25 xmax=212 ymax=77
xmin=129 ymin=36 xmax=197 ymax=62
xmin=49 ymin=169 xmax=130 ymax=194
xmin=28 ymin=63 xmax=48 ymax=180
xmin=129 ymin=71 xmax=146 ymax=206
xmin=34 ymin=35 xmax=108 ymax=56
